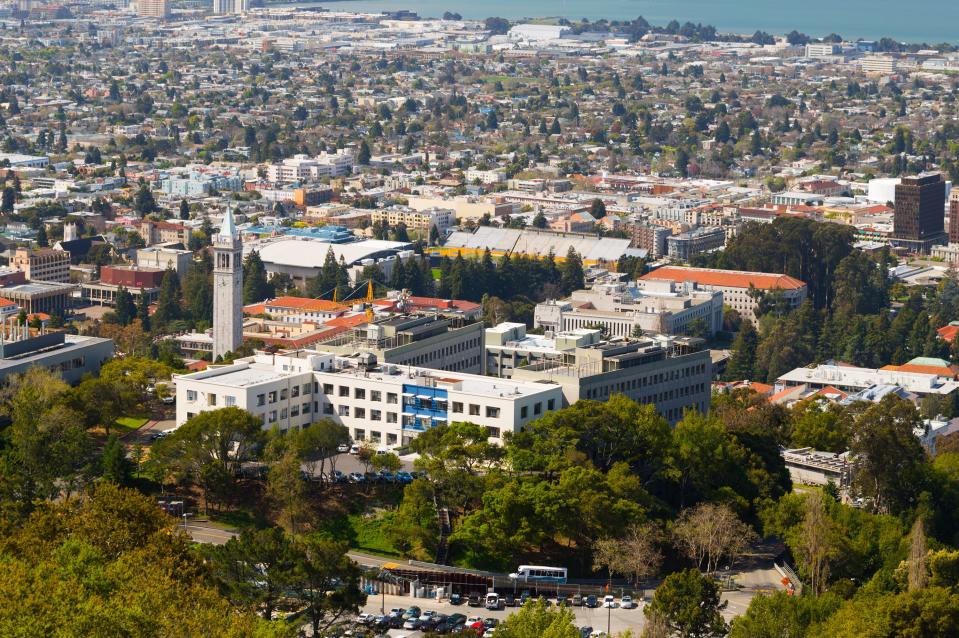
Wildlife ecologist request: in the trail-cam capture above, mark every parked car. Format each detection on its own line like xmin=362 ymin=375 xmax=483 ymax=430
xmin=585 ymin=595 xmax=599 ymax=608
xmin=348 ymin=472 xmax=365 ymax=483
xmin=364 ymin=471 xmax=379 ymax=483
xmin=395 ymin=471 xmax=414 ymax=484
xmin=503 ymin=593 xmax=516 ymax=607
xmin=337 ymin=443 xmax=351 ymax=453
xmin=447 ymin=613 xmax=467 ymax=626
xmin=401 ymin=606 xmax=421 ymax=620
xmin=483 ymin=618 xmax=499 ymax=628
xmin=388 ymin=607 xmax=404 ymax=618
xmin=579 ymin=627 xmax=593 ymax=638
xmin=161 ymin=395 xmax=175 ymax=404
xmin=349 ymin=444 xmax=361 ymax=454
xmin=602 ymin=595 xmax=617 ymax=608
xmin=449 ymin=593 xmax=463 ymax=605
xmin=484 ymin=593 xmax=501 ymax=610
xmin=467 ymin=593 xmax=482 ymax=607
xmin=571 ymin=594 xmax=583 ymax=607
xmin=402 ymin=618 xmax=422 ymax=630
xmin=620 ymin=595 xmax=637 ymax=609
xmin=331 ymin=470 xmax=346 ymax=483
xmin=378 ymin=470 xmax=396 ymax=483
xmin=519 ymin=591 xmax=531 ymax=605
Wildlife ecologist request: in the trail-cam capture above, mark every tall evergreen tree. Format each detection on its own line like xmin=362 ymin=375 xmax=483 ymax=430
xmin=560 ymin=247 xmax=585 ymax=295
xmin=101 ymin=434 xmax=131 ymax=485
xmin=114 ymin=286 xmax=134 ymax=326
xmin=242 ymin=250 xmax=272 ymax=304
xmin=725 ymin=321 xmax=759 ymax=381
xmin=136 ymin=289 xmax=151 ymax=331
xmin=152 ymin=268 xmax=182 ymax=327
xmin=179 ymin=199 xmax=190 ymax=220
xmin=35 ymin=225 xmax=48 ymax=248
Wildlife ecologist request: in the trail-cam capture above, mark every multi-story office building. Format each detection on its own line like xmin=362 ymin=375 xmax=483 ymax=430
xmin=370 ymin=206 xmax=454 ymax=235
xmin=509 ymin=333 xmax=712 ymax=423
xmin=534 ymin=280 xmax=724 ymax=338
xmin=893 ymin=172 xmax=947 ymax=253
xmin=137 ymin=0 xmax=169 ymax=18
xmin=628 ymin=223 xmax=670 ymax=259
xmin=0 ymin=332 xmax=114 ymax=385
xmin=266 ymin=151 xmax=354 ymax=182
xmin=11 ymin=247 xmax=71 ymax=283
xmin=136 ymin=246 xmax=193 ymax=276
xmin=640 ymin=266 xmax=807 ymax=323
xmin=949 ymin=190 xmax=959 ymax=245
xmin=0 ymin=282 xmax=74 ymax=314
xmin=316 ymin=315 xmax=485 ymax=375
xmin=174 ymin=350 xmax=564 ymax=445
xmin=139 ymin=221 xmax=192 ymax=247
xmin=666 ymin=226 xmax=726 ymax=261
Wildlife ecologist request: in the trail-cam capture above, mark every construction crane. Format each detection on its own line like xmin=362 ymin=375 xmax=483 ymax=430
xmin=364 ymin=279 xmax=375 ymax=322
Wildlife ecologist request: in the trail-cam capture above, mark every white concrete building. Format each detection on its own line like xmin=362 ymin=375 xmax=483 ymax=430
xmin=775 ymin=363 xmax=959 ymax=399
xmin=174 ymin=350 xmax=564 ymax=445
xmin=266 ymin=151 xmax=354 ymax=182
xmin=534 ymin=280 xmax=724 ymax=337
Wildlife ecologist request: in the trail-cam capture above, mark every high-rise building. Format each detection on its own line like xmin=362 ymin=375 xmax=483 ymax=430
xmin=950 ymin=190 xmax=959 ymax=245
xmin=138 ymin=0 xmax=169 ymax=18
xmin=893 ymin=172 xmax=947 ymax=253
xmin=213 ymin=208 xmax=243 ymax=359
xmin=212 ymin=0 xmax=246 ymax=14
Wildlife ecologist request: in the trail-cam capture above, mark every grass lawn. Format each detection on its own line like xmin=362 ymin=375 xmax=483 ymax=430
xmin=348 ymin=512 xmax=401 ymax=558
xmin=114 ymin=416 xmax=149 ymax=435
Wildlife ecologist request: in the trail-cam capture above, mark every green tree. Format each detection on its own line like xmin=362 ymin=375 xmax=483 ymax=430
xmin=101 ymin=433 xmax=132 ymax=485
xmin=114 ymin=286 xmax=134 ymax=326
xmin=35 ymin=224 xmax=48 ymax=247
xmin=725 ymin=321 xmax=758 ymax=380
xmin=357 ymin=139 xmax=371 ymax=165
xmin=243 ymin=250 xmax=273 ymax=304
xmin=387 ymin=479 xmax=439 ymax=560
xmin=152 ymin=268 xmax=182 ymax=328
xmin=0 ymin=483 xmax=288 ymax=637
xmin=729 ymin=591 xmax=841 ymax=638
xmin=179 ymin=199 xmax=190 ymax=220
xmin=205 ymin=527 xmax=300 ymax=620
xmin=150 ymin=407 xmax=263 ymax=512
xmin=590 ymin=198 xmax=607 ymax=219
xmin=290 ymin=535 xmax=366 ymax=637
xmin=560 ymin=247 xmax=585 ymax=295
xmin=644 ymin=569 xmax=728 ymax=638
xmin=267 ymin=448 xmax=310 ymax=534
xmin=1 ymin=186 xmax=14 ymax=213
xmin=133 ymin=182 xmax=157 ymax=215
xmin=497 ymin=598 xmax=579 ymax=638
xmin=850 ymin=395 xmax=928 ymax=514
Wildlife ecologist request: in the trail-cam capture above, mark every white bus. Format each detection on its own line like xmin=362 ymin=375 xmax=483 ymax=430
xmin=509 ymin=565 xmax=568 ymax=584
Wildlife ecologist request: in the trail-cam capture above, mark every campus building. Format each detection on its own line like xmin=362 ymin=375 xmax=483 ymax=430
xmin=11 ymin=247 xmax=70 ymax=283
xmin=0 ymin=332 xmax=114 ymax=384
xmin=893 ymin=172 xmax=947 ymax=253
xmin=315 ymin=315 xmax=485 ymax=375
xmin=507 ymin=331 xmax=713 ymax=423
xmin=640 ymin=266 xmax=807 ymax=323
xmin=534 ymin=280 xmax=724 ymax=338
xmin=174 ymin=350 xmax=564 ymax=445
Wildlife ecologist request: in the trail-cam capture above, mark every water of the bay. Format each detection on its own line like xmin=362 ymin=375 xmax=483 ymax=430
xmin=279 ymin=0 xmax=959 ymax=45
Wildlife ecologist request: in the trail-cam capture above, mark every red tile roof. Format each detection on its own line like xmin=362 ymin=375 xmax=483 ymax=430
xmin=641 ymin=266 xmax=806 ymax=291
xmin=938 ymin=325 xmax=959 ymax=343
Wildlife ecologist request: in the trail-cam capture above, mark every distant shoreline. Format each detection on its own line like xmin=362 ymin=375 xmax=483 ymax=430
xmin=257 ymin=0 xmax=959 ymax=46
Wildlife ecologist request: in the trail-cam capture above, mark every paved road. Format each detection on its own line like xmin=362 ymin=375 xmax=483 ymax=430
xmin=183 ymin=522 xmax=239 ymax=545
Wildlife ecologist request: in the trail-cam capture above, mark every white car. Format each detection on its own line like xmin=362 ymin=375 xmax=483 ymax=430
xmin=337 ymin=443 xmax=350 ymax=453
xmin=349 ymin=444 xmax=361 ymax=454
xmin=602 ymin=595 xmax=617 ymax=608
xmin=620 ymin=595 xmax=637 ymax=609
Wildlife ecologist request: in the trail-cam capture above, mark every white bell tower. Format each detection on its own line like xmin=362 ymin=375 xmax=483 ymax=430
xmin=213 ymin=207 xmax=242 ymax=359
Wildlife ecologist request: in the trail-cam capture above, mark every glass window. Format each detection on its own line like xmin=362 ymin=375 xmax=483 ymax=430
xmin=339 ymin=386 xmax=349 ymax=397
xmin=387 ymin=392 xmax=398 ymax=404
xmin=387 ymin=412 xmax=397 ymax=423
xmin=256 ymin=393 xmax=265 ymax=406
xmin=280 ymin=389 xmax=288 ymax=401
xmin=208 ymin=393 xmax=217 ymax=406
xmin=354 ymin=388 xmax=366 ymax=400
xmin=485 ymin=406 xmax=500 ymax=418
xmin=371 ymin=410 xmax=382 ymax=421
xmin=469 ymin=404 xmax=480 ymax=416
xmin=452 ymin=401 xmax=463 ymax=413
xmin=225 ymin=395 xmax=236 ymax=407
xmin=520 ymin=406 xmax=528 ymax=418
xmin=338 ymin=405 xmax=350 ymax=417
xmin=371 ymin=390 xmax=382 ymax=402
xmin=187 ymin=390 xmax=197 ymax=402
xmin=355 ymin=407 xmax=366 ymax=419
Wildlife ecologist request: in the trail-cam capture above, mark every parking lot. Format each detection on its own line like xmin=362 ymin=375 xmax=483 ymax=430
xmin=350 ymin=592 xmax=647 ymax=637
